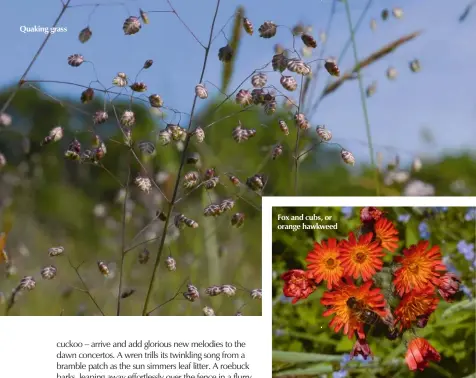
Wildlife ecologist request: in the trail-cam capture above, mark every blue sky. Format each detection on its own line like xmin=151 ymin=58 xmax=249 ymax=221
xmin=2 ymin=0 xmax=475 ymax=166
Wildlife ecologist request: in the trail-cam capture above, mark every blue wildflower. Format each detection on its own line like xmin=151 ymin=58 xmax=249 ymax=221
xmin=418 ymin=222 xmax=430 ymax=239
xmin=432 ymin=207 xmax=448 ymax=213
xmin=460 ymin=284 xmax=473 ymax=299
xmin=341 ymin=207 xmax=353 ymax=219
xmin=465 ymin=208 xmax=476 ymax=221
xmin=398 ymin=214 xmax=411 ymax=223
xmin=333 ymin=370 xmax=348 ymax=378
xmin=457 ymin=240 xmax=475 ymax=262
xmin=279 ymin=294 xmax=293 ymax=304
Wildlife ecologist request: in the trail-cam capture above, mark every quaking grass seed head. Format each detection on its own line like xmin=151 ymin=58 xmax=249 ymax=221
xmin=67 ymin=54 xmax=84 ymax=67
xmin=250 ymin=288 xmax=262 ymax=300
xmin=204 ymin=177 xmax=219 ymax=189
xmin=301 ymin=33 xmax=317 ymax=48
xmin=324 ymin=58 xmax=340 ymax=77
xmin=123 ymin=16 xmax=141 ymax=35
xmin=130 ymin=82 xmax=147 ymax=92
xmin=149 ymin=94 xmax=164 ymax=108
xmin=242 ymin=17 xmax=253 ymax=35
xmin=220 ymin=198 xmax=235 ymax=212
xmin=80 ymin=88 xmax=94 ymax=104
xmin=341 ymin=149 xmax=355 ymax=166
xmin=204 ymin=168 xmax=216 ymax=180
xmin=195 ymin=84 xmax=208 ymax=99
xmin=246 ymin=174 xmax=265 ymax=192
xmin=278 ymin=119 xmax=289 ymax=135
xmin=120 ymin=110 xmax=135 ymax=127
xmin=258 ymin=21 xmax=277 ymax=38
xmin=264 ymin=100 xmax=277 ymax=115
xmin=174 ymin=214 xmax=186 ymax=230
xmin=204 ymin=204 xmax=222 ymax=217
xmin=113 ymin=73 xmax=128 ymax=87
xmin=183 ymin=171 xmax=200 ymax=188
xmin=220 ymin=284 xmax=236 ymax=297
xmin=206 ymin=285 xmax=222 ymax=296
xmin=272 ymin=53 xmax=288 ymax=72
xmin=231 ymin=212 xmax=245 ymax=228
xmin=165 ymin=256 xmax=176 ymax=271
xmin=159 ymin=129 xmax=172 ymax=146
xmin=203 ymin=306 xmax=215 ymax=316
xmin=121 ymin=288 xmax=136 ymax=299
xmin=143 ymin=59 xmax=153 ymax=69
xmin=78 ymin=27 xmax=92 ymax=43
xmin=48 ymin=246 xmax=65 ymax=257
xmin=97 ymin=261 xmax=109 ymax=276
xmin=236 ymin=89 xmax=252 ymax=106
xmin=251 ymin=73 xmax=267 ymax=88
xmin=93 ymin=110 xmax=108 ymax=125
xmin=316 ymin=125 xmax=332 ymax=141
xmin=272 ymin=144 xmax=283 ymax=160
xmin=140 ymin=9 xmax=150 ymax=24
xmin=218 ymin=44 xmax=234 ymax=62
xmin=41 ymin=265 xmax=57 ymax=280
xmin=19 ymin=276 xmax=36 ymax=291
xmin=194 ymin=126 xmax=205 ymax=143
xmin=41 ymin=126 xmax=64 ymax=146
xmin=280 ymin=76 xmax=298 ymax=91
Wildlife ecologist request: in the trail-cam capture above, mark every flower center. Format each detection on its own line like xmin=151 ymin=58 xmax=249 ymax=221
xmin=355 ymin=252 xmax=367 ymax=263
xmin=408 ymin=263 xmax=419 ymax=274
xmin=326 ymin=258 xmax=336 ymax=268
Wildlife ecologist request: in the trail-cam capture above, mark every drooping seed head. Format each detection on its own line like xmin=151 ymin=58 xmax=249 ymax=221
xmin=204 ymin=204 xmax=222 ymax=217
xmin=0 ymin=112 xmax=12 ymax=127
xmin=203 ymin=306 xmax=215 ymax=316
xmin=272 ymin=53 xmax=288 ymax=72
xmin=287 ymin=59 xmax=311 ymax=76
xmin=186 ymin=152 xmax=200 ymax=164
xmin=206 ymin=285 xmax=222 ymax=296
xmin=149 ymin=94 xmax=164 ymax=108
xmin=97 ymin=261 xmax=109 ymax=276
xmin=316 ymin=125 xmax=332 ymax=141
xmin=242 ymin=17 xmax=253 ymax=35
xmin=135 ymin=176 xmax=152 ymax=193
xmin=138 ymin=141 xmax=156 ymax=155
xmin=324 ymin=58 xmax=340 ymax=77
xmin=301 ymin=33 xmax=317 ymax=48
xmin=158 ymin=129 xmax=172 ymax=146
xmin=112 ymin=73 xmax=128 ymax=87
xmin=250 ymin=288 xmax=262 ymax=300
xmin=48 ymin=246 xmax=65 ymax=257
xmin=386 ymin=67 xmax=398 ymax=80
xmin=235 ymin=89 xmax=253 ymax=106
xmin=218 ymin=44 xmax=234 ymax=62
xmin=204 ymin=168 xmax=216 ymax=180
xmin=195 ymin=83 xmax=208 ymax=99
xmin=341 ymin=149 xmax=355 ymax=166
xmin=272 ymin=144 xmax=283 ymax=160
xmin=251 ymin=73 xmax=267 ymax=88
xmin=185 ymin=283 xmax=200 ymax=301
xmin=93 ymin=110 xmax=108 ymax=125
xmin=219 ymin=198 xmax=235 ymax=212
xmin=294 ymin=113 xmax=309 ymax=130
xmin=280 ymin=75 xmax=298 ymax=91
xmin=174 ymin=214 xmax=187 ymax=230
xmin=246 ymin=174 xmax=265 ymax=192
xmin=19 ymin=276 xmax=36 ymax=291
xmin=220 ymin=285 xmax=237 ymax=297
xmin=258 ymin=21 xmax=277 ymax=38
xmin=140 ymin=9 xmax=149 ymax=24
xmin=264 ymin=100 xmax=277 ymax=115
xmin=143 ymin=59 xmax=153 ymax=69
xmin=392 ymin=7 xmax=404 ymax=19
xmin=194 ymin=126 xmax=205 ymax=143
xmin=232 ymin=124 xmax=249 ymax=143
xmin=80 ymin=88 xmax=95 ymax=104
xmin=130 ymin=82 xmax=147 ymax=92
xmin=67 ymin=54 xmax=84 ymax=67
xmin=120 ymin=110 xmax=135 ymax=127
xmin=227 ymin=174 xmax=241 ymax=186
xmin=251 ymin=89 xmax=265 ymax=105
xmin=366 ymin=81 xmax=377 ymax=97
xmin=409 ymin=59 xmax=421 ymax=73
xmin=78 ymin=27 xmax=92 ymax=43
xmin=123 ymin=16 xmax=141 ymax=35
xmin=183 ymin=171 xmax=200 ymax=188
xmin=231 ymin=212 xmax=245 ymax=227
xmin=204 ymin=176 xmax=219 ymax=190
xmin=278 ymin=120 xmax=289 ymax=135
xmin=41 ymin=126 xmax=64 ymax=146
xmin=165 ymin=256 xmax=176 ymax=271
xmin=381 ymin=9 xmax=389 ymax=21
xmin=41 ymin=265 xmax=57 ymax=280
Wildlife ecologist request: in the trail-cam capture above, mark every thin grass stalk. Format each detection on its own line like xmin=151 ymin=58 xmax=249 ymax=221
xmin=116 ymin=152 xmax=131 ymax=315
xmin=141 ymin=0 xmax=222 ymax=316
xmin=292 ymin=75 xmax=305 ymax=195
xmin=343 ymin=0 xmax=380 ymax=196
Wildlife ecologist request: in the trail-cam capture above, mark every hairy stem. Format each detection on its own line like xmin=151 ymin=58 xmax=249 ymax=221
xmin=0 ymin=0 xmax=71 ymax=116
xmin=343 ymin=0 xmax=380 ymax=196
xmin=141 ymin=0 xmax=222 ymax=316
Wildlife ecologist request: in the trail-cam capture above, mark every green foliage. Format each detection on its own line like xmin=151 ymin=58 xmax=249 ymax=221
xmin=272 ymin=206 xmax=476 ymax=378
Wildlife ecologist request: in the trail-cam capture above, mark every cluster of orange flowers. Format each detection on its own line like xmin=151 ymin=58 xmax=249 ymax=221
xmin=281 ymin=207 xmax=461 ymax=371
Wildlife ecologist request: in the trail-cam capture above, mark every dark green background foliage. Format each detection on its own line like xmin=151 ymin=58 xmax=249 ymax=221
xmin=272 ymin=206 xmax=476 ymax=378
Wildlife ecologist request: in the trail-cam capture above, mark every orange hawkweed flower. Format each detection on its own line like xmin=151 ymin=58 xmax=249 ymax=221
xmin=281 ymin=269 xmax=316 ymax=304
xmin=374 ymin=217 xmax=399 ymax=252
xmin=306 ymin=238 xmax=343 ymax=289
xmin=320 ymin=279 xmax=388 ymax=339
xmin=393 ymin=241 xmax=446 ymax=296
xmin=360 ymin=207 xmax=385 ymax=223
xmin=437 ymin=272 xmax=461 ymax=302
xmin=338 ymin=232 xmax=384 ymax=281
xmin=405 ymin=338 xmax=441 ymax=371
xmin=394 ymin=287 xmax=439 ymax=330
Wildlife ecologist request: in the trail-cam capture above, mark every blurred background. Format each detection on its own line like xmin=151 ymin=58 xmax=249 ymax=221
xmin=272 ymin=206 xmax=476 ymax=378
xmin=0 ymin=0 xmax=475 ymax=315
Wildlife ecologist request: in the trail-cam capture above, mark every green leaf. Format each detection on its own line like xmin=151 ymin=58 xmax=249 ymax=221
xmin=273 ymin=363 xmax=334 ymax=376
xmin=405 ymin=217 xmax=420 ymax=247
xmin=220 ymin=7 xmax=243 ymax=93
xmin=272 ymin=350 xmax=342 ymax=363
xmin=442 ymin=299 xmax=476 ymax=318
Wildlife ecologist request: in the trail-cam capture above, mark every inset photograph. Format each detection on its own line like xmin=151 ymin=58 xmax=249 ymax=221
xmin=272 ymin=205 xmax=475 ymax=377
